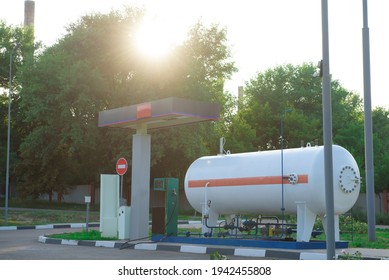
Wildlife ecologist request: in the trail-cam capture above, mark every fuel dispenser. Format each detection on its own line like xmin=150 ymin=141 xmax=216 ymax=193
xmin=152 ymin=178 xmax=179 ymax=237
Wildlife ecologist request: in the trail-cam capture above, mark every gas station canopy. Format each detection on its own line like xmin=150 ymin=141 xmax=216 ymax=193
xmin=98 ymin=97 xmax=220 ymax=130
xmin=98 ymin=97 xmax=220 ymax=240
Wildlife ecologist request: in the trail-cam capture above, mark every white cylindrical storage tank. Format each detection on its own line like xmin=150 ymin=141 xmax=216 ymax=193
xmin=184 ymin=145 xmax=360 ymax=217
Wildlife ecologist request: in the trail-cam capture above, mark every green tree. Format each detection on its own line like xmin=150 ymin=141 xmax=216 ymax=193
xmin=149 ymin=22 xmax=237 ymax=179
xmin=0 ymin=21 xmax=35 ymax=87
xmin=225 ymin=63 xmax=389 ymax=195
xmin=0 ymin=21 xmax=36 ymax=196
xmin=372 ymin=108 xmax=389 ymax=193
xmin=17 ymin=8 xmax=237 ymax=199
xmin=229 ymin=63 xmax=322 ymax=151
xmin=226 ymin=63 xmax=364 ymax=157
xmin=17 ymin=9 xmax=145 ymax=199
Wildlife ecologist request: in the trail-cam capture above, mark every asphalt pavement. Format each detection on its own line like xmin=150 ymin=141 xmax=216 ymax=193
xmin=1 ymin=222 xmax=388 ymax=260
xmin=0 ymin=226 xmax=273 ymax=260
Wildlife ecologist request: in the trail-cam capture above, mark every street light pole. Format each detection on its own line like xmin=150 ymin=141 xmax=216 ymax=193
xmin=5 ymin=44 xmax=18 ymax=225
xmin=362 ymin=0 xmax=376 ymax=242
xmin=321 ymin=0 xmax=336 ymax=260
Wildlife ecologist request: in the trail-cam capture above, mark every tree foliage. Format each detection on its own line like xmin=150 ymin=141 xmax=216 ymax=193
xmin=0 ymin=21 xmax=37 ymax=195
xmin=3 ymin=10 xmax=389 ymax=201
xmin=15 ymin=8 xmax=236 ymax=199
xmin=372 ymin=108 xmax=389 ymax=192
xmin=229 ymin=63 xmax=326 ymax=151
xmin=0 ymin=21 xmax=35 ymax=87
xmin=223 ymin=63 xmax=389 ymax=193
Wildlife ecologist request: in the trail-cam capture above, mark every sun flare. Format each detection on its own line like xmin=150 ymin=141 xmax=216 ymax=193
xmin=134 ymin=16 xmax=184 ymax=59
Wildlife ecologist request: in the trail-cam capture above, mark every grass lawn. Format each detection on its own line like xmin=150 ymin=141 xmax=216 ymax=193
xmin=0 ymin=208 xmax=100 ymax=226
xmin=47 ymin=229 xmax=117 ymax=241
xmin=338 ymin=229 xmax=389 ymax=249
xmin=0 ymin=198 xmax=201 ymax=226
xmin=0 ymin=198 xmax=100 ymax=226
xmin=0 ymin=197 xmax=100 ymax=211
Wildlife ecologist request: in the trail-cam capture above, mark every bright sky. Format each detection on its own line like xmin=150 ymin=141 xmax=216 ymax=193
xmin=1 ymin=0 xmax=388 ymax=109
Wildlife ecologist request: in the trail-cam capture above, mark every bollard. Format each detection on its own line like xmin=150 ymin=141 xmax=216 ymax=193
xmin=85 ymin=196 xmax=91 ymax=232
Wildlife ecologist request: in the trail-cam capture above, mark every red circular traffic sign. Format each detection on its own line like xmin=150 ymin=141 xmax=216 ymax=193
xmin=116 ymin=158 xmax=128 ymax=175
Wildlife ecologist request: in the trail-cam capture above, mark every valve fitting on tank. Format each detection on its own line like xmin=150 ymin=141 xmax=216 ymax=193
xmin=288 ymin=173 xmax=299 ymax=184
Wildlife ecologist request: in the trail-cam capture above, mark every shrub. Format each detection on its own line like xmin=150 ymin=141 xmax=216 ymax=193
xmin=341 ymin=215 xmax=367 ymax=234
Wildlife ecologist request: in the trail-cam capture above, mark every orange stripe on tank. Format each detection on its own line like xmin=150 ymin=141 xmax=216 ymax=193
xmin=188 ymin=174 xmax=308 ymax=188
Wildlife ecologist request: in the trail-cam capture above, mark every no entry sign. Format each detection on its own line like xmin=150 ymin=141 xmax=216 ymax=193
xmin=116 ymin=158 xmax=128 ymax=175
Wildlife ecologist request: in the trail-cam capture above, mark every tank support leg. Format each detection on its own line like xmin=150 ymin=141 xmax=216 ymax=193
xmin=296 ymin=202 xmax=316 ymax=242
xmin=202 ymin=207 xmax=218 ymax=236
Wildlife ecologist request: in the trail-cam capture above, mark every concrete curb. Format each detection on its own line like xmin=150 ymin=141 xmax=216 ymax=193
xmin=37 ymin=235 xmax=387 ymax=260
xmin=0 ymin=223 xmax=99 ymax=231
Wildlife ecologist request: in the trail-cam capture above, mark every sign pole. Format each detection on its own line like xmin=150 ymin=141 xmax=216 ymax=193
xmin=120 ymin=175 xmax=123 ymax=205
xmin=116 ymin=158 xmax=128 ymax=206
